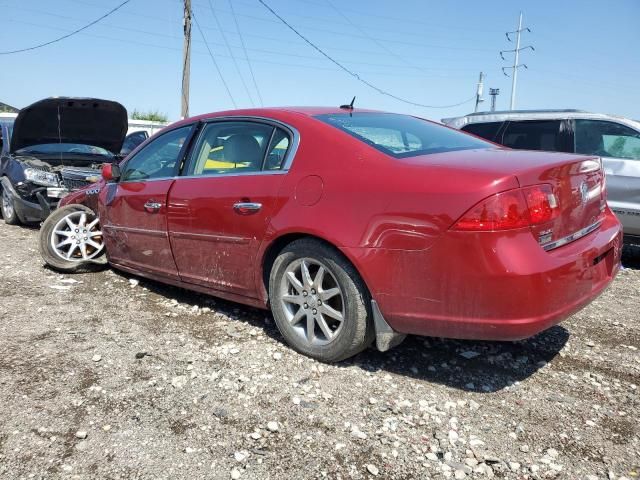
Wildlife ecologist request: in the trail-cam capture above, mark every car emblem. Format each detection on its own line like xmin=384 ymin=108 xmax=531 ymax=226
xmin=579 ymin=181 xmax=589 ymax=205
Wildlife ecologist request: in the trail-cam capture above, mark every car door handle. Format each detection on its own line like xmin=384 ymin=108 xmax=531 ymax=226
xmin=144 ymin=200 xmax=163 ymax=213
xmin=233 ymin=202 xmax=262 ymax=215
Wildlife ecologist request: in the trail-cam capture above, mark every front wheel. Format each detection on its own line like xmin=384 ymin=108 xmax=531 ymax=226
xmin=1 ymin=186 xmax=20 ymax=225
xmin=269 ymin=239 xmax=374 ymax=362
xmin=39 ymin=205 xmax=106 ymax=272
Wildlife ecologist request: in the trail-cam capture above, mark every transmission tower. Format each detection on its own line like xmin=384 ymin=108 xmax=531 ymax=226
xmin=500 ymin=12 xmax=534 ymax=110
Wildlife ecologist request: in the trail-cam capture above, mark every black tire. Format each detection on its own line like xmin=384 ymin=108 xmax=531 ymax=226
xmin=269 ymin=238 xmax=374 ymax=362
xmin=39 ymin=204 xmax=106 ymax=273
xmin=1 ymin=185 xmax=21 ymax=225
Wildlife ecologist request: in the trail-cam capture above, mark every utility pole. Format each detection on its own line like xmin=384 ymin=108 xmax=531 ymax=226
xmin=474 ymin=72 xmax=485 ymax=113
xmin=489 ymin=88 xmax=500 ymax=111
xmin=181 ymin=0 xmax=192 ymax=118
xmin=500 ymin=12 xmax=534 ymax=110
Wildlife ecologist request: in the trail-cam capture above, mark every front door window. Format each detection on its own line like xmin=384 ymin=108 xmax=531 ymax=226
xmin=121 ymin=126 xmax=191 ymax=181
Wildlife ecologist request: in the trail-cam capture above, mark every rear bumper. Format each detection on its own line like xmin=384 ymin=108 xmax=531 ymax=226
xmin=346 ymin=209 xmax=622 ymax=341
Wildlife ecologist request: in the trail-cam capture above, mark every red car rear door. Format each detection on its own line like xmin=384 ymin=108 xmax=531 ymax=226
xmin=167 ymin=120 xmax=293 ymax=298
xmin=99 ymin=125 xmax=195 ymax=280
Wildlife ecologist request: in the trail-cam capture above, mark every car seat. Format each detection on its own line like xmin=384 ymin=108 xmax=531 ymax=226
xmin=223 ymin=134 xmax=263 ymax=170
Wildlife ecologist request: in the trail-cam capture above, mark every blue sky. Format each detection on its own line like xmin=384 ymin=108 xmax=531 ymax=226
xmin=1 ymin=0 xmax=638 ymax=121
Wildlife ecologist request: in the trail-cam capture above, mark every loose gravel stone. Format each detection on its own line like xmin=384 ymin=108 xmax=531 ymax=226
xmin=366 ymin=464 xmax=379 ymax=476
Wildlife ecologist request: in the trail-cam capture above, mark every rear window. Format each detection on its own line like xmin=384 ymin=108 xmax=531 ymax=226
xmin=462 ymin=122 xmax=503 ymax=142
xmin=16 ymin=143 xmax=112 ymax=156
xmin=315 ymin=113 xmax=491 ymax=158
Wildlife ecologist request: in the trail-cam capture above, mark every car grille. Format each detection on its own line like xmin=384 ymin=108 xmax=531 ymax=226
xmin=60 ymin=167 xmax=99 ymax=191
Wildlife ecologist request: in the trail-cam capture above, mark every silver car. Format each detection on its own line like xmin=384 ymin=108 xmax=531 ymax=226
xmin=443 ymin=110 xmax=640 ymax=243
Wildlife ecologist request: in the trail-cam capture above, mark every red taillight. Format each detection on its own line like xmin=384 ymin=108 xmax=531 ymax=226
xmin=522 ymin=184 xmax=557 ymax=225
xmin=452 ymin=185 xmax=558 ymax=231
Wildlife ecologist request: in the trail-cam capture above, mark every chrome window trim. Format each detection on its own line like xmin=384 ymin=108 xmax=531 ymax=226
xmin=184 ymin=115 xmax=300 ymax=177
xmin=178 ymin=170 xmax=288 ymax=180
xmin=115 ymin=115 xmax=300 ymax=184
xmin=541 ymin=220 xmax=602 ymax=251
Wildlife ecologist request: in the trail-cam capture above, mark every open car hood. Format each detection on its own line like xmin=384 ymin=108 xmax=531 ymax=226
xmin=10 ymin=97 xmax=128 ymax=154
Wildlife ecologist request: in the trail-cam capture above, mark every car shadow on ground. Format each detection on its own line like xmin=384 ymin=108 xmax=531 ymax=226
xmin=109 ymin=270 xmax=569 ymax=393
xmin=342 ymin=326 xmax=569 ymax=393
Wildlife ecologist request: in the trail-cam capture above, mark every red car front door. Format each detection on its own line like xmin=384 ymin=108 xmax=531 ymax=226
xmin=99 ymin=125 xmax=194 ymax=280
xmin=167 ymin=120 xmax=291 ymax=298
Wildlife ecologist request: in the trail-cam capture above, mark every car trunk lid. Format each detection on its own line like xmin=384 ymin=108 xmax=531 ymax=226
xmin=402 ymin=148 xmax=606 ymax=248
xmin=520 ymin=156 xmax=605 ymax=248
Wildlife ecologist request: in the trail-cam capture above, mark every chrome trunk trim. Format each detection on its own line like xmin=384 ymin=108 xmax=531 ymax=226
xmin=541 ymin=220 xmax=602 ymax=251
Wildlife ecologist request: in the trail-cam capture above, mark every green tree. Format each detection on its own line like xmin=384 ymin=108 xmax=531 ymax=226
xmin=131 ymin=109 xmax=168 ymax=123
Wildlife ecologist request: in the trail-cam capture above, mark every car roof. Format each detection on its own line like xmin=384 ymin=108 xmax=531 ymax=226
xmin=191 ymin=106 xmax=382 ymax=119
xmin=160 ymin=107 xmax=391 ymax=132
xmin=442 ymin=109 xmax=640 ymax=130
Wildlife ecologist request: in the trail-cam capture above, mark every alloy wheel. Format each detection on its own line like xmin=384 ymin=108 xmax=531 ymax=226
xmin=2 ymin=189 xmax=14 ymax=219
xmin=279 ymin=257 xmax=345 ymax=346
xmin=50 ymin=211 xmax=104 ymax=261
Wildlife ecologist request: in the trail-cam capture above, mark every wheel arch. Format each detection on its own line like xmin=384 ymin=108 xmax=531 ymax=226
xmin=258 ymin=231 xmax=372 ymax=305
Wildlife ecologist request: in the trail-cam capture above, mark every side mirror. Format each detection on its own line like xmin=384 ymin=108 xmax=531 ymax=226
xmin=102 ymin=163 xmax=121 ymax=182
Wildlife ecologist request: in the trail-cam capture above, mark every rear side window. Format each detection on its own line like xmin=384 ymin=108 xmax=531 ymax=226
xmin=315 ymin=113 xmax=491 ymax=158
xmin=461 ymin=122 xmax=503 ymax=142
xmin=575 ymin=120 xmax=640 ymax=160
xmin=501 ymin=120 xmax=569 ymax=152
xmin=186 ymin=121 xmax=291 ymax=176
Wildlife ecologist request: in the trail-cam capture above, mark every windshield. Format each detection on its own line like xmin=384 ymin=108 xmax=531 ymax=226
xmin=16 ymin=143 xmax=113 ymax=156
xmin=315 ymin=112 xmax=492 ymax=158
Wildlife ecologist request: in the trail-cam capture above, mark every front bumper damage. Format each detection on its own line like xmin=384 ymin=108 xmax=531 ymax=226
xmin=1 ymin=177 xmax=59 ymax=223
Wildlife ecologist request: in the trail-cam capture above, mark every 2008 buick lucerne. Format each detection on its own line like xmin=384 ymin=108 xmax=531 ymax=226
xmin=40 ymin=107 xmax=622 ymax=362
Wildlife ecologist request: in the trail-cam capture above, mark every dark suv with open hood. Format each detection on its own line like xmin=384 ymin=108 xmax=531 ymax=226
xmin=0 ymin=97 xmax=128 ymax=225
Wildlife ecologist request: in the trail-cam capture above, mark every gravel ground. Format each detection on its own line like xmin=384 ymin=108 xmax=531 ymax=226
xmin=0 ymin=221 xmax=638 ymax=480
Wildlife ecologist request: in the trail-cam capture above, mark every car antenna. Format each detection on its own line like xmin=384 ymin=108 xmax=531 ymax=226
xmin=339 ymin=96 xmax=356 ymax=116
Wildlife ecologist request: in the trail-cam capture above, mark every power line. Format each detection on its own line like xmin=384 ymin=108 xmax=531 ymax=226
xmin=229 ymin=0 xmax=263 ymax=106
xmin=195 ymin=0 xmax=502 ymax=35
xmin=5 ymin=7 xmax=482 ymax=73
xmin=3 ymin=18 xmax=480 ymax=81
xmin=256 ymin=0 xmax=475 ymax=109
xmin=324 ymin=0 xmax=419 ymax=71
xmin=206 ymin=0 xmax=255 ymax=106
xmin=192 ymin=11 xmax=237 ymax=108
xmin=0 ymin=0 xmax=131 ymax=55
xmin=12 ymin=4 xmax=490 ymax=63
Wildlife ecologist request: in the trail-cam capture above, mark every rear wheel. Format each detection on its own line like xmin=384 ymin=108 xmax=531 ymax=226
xmin=269 ymin=239 xmax=373 ymax=362
xmin=1 ymin=186 xmax=20 ymax=225
xmin=39 ymin=205 xmax=106 ymax=272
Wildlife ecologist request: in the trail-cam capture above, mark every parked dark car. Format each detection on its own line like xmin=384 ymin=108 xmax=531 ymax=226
xmin=40 ymin=107 xmax=622 ymax=362
xmin=0 ymin=97 xmax=135 ymax=225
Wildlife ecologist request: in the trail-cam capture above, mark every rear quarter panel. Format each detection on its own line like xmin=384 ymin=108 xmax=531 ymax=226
xmin=257 ymin=114 xmax=519 ymax=300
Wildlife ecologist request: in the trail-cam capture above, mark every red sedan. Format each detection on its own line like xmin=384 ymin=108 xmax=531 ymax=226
xmin=40 ymin=107 xmax=622 ymax=362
